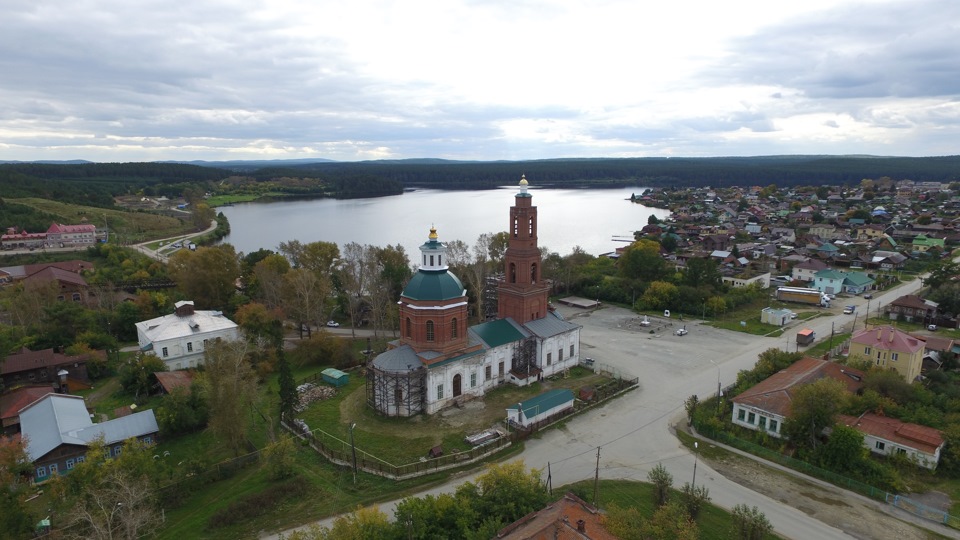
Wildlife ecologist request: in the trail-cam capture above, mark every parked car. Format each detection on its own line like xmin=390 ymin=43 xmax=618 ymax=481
xmin=326 ymin=320 xmax=340 ymax=327
xmin=928 ymin=324 xmax=937 ymax=331
xmin=675 ymin=328 xmax=688 ymax=336
xmin=843 ymin=306 xmax=856 ymax=314
xmin=789 ymin=312 xmax=798 ymax=319
xmin=863 ymin=293 xmax=873 ymax=299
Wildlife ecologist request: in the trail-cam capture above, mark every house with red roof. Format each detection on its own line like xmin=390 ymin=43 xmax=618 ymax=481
xmin=849 ymin=326 xmax=925 ymax=382
xmin=1 ymin=347 xmax=95 ymax=391
xmin=838 ymin=412 xmax=944 ymax=470
xmin=0 ymin=386 xmax=51 ymax=435
xmin=731 ymin=357 xmax=865 ymax=438
xmin=496 ymin=492 xmax=617 ymax=540
xmin=45 ymin=222 xmax=97 ymax=246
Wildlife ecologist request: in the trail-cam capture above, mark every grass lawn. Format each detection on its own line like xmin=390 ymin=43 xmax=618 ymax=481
xmin=706 ymin=298 xmax=831 ymax=337
xmin=561 ymin=478 xmax=781 ymax=540
xmin=297 ymin=365 xmax=606 ymax=466
xmin=205 ymin=194 xmax=261 ymax=207
xmin=804 ymin=332 xmax=851 ymax=358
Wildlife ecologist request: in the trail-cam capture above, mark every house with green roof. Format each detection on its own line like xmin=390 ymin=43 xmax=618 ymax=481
xmin=913 ymin=234 xmax=945 ymax=253
xmin=506 ymin=389 xmax=575 ymax=429
xmin=842 ymin=271 xmax=875 ymax=295
xmin=813 ymin=268 xmax=846 ymax=295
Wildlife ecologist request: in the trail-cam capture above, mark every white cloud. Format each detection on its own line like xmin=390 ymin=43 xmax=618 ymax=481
xmin=0 ymin=0 xmax=956 ymax=161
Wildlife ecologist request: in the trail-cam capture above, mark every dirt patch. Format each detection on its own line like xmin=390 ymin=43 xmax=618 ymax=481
xmin=909 ymin=491 xmax=953 ymax=513
xmin=700 ymin=444 xmax=937 ymax=540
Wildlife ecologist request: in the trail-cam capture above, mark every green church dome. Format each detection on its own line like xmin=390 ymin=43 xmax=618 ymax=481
xmin=401 ymin=269 xmax=465 ymax=301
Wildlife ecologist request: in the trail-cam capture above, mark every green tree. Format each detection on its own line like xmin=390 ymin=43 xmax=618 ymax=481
xmin=277 ymin=349 xmax=297 ymax=423
xmin=815 ymin=424 xmax=866 ymax=473
xmin=784 ymin=378 xmax=848 ymax=452
xmin=684 ymin=395 xmax=699 ymax=425
xmin=619 ymin=239 xmax=667 ymax=281
xmin=678 ymin=482 xmax=710 ymax=520
xmin=204 ymin=340 xmax=259 ymax=454
xmin=286 ymin=506 xmax=394 ymax=540
xmin=263 ymin=436 xmax=297 ymax=480
xmin=168 ymin=244 xmax=240 ymax=310
xmin=0 ymin=436 xmax=35 ymax=539
xmin=394 ymin=493 xmax=475 ymax=539
xmin=642 ymin=501 xmax=699 ymax=540
xmin=683 ymin=258 xmax=721 ymax=290
xmin=731 ymin=504 xmax=772 ymax=540
xmin=641 ymin=281 xmax=679 ymax=311
xmin=154 ymin=383 xmax=208 ymax=435
xmin=454 ymin=460 xmax=549 ymax=529
xmin=118 ymin=353 xmax=167 ymax=402
xmin=648 ymin=214 xmax=660 ymax=225
xmin=647 ymin=463 xmax=673 ymax=507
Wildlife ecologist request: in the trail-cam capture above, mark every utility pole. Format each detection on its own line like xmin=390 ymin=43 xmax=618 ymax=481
xmin=547 ymin=462 xmax=553 ymax=496
xmin=349 ymin=422 xmax=358 ymax=485
xmin=692 ymin=442 xmax=699 ymax=488
xmin=593 ymin=447 xmax=601 ymax=505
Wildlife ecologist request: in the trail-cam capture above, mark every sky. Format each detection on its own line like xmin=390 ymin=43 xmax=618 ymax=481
xmin=1 ymin=0 xmax=958 ymax=162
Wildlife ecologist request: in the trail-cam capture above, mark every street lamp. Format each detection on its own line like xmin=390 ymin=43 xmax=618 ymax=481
xmin=349 ymin=423 xmax=358 ymax=485
xmin=692 ymin=441 xmax=699 ymax=488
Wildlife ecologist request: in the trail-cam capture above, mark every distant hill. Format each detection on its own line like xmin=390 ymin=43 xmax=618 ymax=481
xmin=160 ymin=158 xmax=338 ymax=171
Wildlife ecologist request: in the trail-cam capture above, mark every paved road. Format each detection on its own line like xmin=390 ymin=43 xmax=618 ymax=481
xmin=266 ymin=279 xmax=933 ymax=540
xmin=130 ymin=219 xmax=219 ymax=262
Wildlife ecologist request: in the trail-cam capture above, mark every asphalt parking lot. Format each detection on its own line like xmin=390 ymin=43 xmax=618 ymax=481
xmin=558 ymin=304 xmax=760 ymax=384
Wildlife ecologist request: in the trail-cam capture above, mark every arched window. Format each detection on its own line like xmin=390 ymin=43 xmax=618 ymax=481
xmin=426 ymin=320 xmax=435 ymax=341
xmin=509 ymin=262 xmax=517 ymax=283
xmin=513 ymin=217 xmax=519 ymax=238
xmin=530 ymin=262 xmax=537 ymax=284
xmin=406 ymin=317 xmax=412 ymax=338
xmin=451 ymin=317 xmax=458 ymax=338
xmin=529 ymin=216 xmax=534 ymax=236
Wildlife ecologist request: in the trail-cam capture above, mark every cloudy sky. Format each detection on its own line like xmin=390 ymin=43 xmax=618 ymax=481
xmin=1 ymin=0 xmax=957 ymax=162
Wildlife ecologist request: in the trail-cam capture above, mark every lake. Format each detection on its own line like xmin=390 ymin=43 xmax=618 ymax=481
xmin=218 ymin=186 xmax=669 ymax=258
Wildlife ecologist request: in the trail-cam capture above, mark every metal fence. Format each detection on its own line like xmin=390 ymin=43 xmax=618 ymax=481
xmin=694 ymin=422 xmax=960 ymax=529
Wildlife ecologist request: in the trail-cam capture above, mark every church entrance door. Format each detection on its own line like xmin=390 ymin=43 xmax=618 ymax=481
xmin=453 ymin=374 xmax=462 ymax=397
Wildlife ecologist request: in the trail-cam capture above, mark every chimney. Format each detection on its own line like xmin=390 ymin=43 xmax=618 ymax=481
xmin=576 ymin=519 xmax=586 ymax=534
xmin=876 ymin=328 xmax=882 ymax=341
xmin=174 ymin=301 xmax=196 ymax=317
xmin=889 ymin=328 xmax=894 ymax=343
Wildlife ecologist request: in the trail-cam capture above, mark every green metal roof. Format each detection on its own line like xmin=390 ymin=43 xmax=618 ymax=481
xmin=471 ymin=318 xmax=526 ymax=348
xmin=507 ymin=388 xmax=574 ymax=417
xmin=321 ymin=368 xmax=348 ymax=379
xmin=815 ymin=269 xmax=845 ymax=280
xmin=401 ymin=269 xmax=465 ymax=301
xmin=843 ymin=272 xmax=874 ymax=287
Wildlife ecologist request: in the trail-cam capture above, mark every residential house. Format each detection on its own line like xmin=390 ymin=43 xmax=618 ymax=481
xmin=792 ymin=258 xmax=829 ymax=283
xmin=0 ymin=386 xmax=50 ymax=435
xmin=701 ymin=234 xmax=731 ymax=252
xmin=1 ymin=347 xmax=94 ymax=391
xmin=838 ymin=413 xmax=944 ymax=470
xmin=868 ymin=251 xmax=907 ymax=270
xmin=809 ymin=224 xmax=839 ymax=240
xmin=813 ymin=269 xmax=846 ymax=295
xmin=885 ymin=295 xmax=938 ymax=323
xmin=849 ymin=326 xmax=925 ymax=382
xmin=0 ymin=228 xmax=47 ymax=249
xmin=496 ymin=492 xmax=617 ymax=540
xmin=19 ymin=393 xmax=159 ymax=482
xmin=842 ymin=271 xmax=874 ymax=295
xmin=23 ymin=266 xmax=91 ymax=303
xmin=45 ymin=222 xmax=98 ymax=247
xmin=135 ymin=300 xmax=241 ymax=370
xmin=722 ymin=272 xmax=771 ymax=289
xmin=731 ymin=357 xmax=865 ymax=438
xmin=912 ymin=234 xmax=945 ymax=254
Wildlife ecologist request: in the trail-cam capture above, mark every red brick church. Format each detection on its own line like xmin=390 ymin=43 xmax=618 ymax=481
xmin=366 ymin=176 xmax=582 ymax=416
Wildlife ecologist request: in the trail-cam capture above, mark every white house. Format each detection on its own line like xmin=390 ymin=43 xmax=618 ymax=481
xmin=135 ymin=301 xmax=240 ymax=370
xmin=838 ymin=413 xmax=944 ymax=470
xmin=506 ymin=388 xmax=575 ymax=429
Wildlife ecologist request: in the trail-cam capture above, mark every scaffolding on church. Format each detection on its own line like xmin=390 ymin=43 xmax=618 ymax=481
xmin=483 ymin=273 xmax=501 ymax=321
xmin=366 ymin=364 xmax=428 ymax=417
xmin=510 ymin=337 xmax=539 ymax=379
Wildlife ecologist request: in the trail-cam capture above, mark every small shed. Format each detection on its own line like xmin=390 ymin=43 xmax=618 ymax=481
xmin=321 ymin=368 xmax=349 ymax=388
xmin=507 ymin=388 xmax=575 ymax=429
xmin=761 ymin=307 xmax=792 ymax=327
xmin=797 ymin=328 xmax=816 ymax=346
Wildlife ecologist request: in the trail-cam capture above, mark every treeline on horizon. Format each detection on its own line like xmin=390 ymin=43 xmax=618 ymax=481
xmin=2 ymin=155 xmax=959 ymax=209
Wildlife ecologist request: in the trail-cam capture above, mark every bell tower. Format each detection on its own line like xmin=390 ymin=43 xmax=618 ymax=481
xmin=498 ymin=175 xmax=550 ymax=324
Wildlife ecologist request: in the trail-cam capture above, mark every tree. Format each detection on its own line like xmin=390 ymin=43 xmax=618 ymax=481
xmin=203 ymin=339 xmax=259 ymax=454
xmin=263 ymin=436 xmax=297 ymax=480
xmin=277 ymin=349 xmax=297 ymax=423
xmin=619 ymin=239 xmax=667 ymax=282
xmin=167 ymin=244 xmax=240 ymax=310
xmin=394 ymin=493 xmax=475 ymax=539
xmin=118 ymin=353 xmax=167 ymax=402
xmin=678 ymin=482 xmax=710 ymax=520
xmin=642 ymin=501 xmax=699 ymax=540
xmin=338 ymin=242 xmax=375 ymax=338
xmin=191 ymin=202 xmax=216 ymax=230
xmin=57 ymin=438 xmax=164 ymax=540
xmin=683 ymin=258 xmax=721 ymax=290
xmin=684 ymin=395 xmax=699 ymax=425
xmin=283 ymin=268 xmax=331 ymax=338
xmin=731 ymin=504 xmax=772 ymax=540
xmin=251 ymin=254 xmax=291 ymax=308
xmin=286 ymin=506 xmax=393 ymax=540
xmin=641 ymin=281 xmax=679 ymax=311
xmin=648 ymin=214 xmax=660 ymax=225
xmin=455 ymin=460 xmax=549 ymax=529
xmin=154 ymin=383 xmax=208 ymax=435
xmin=783 ymin=378 xmax=848 ymax=452
xmin=0 ymin=436 xmax=35 ymax=539
xmin=647 ymin=463 xmax=673 ymax=507
xmin=815 ymin=424 xmax=866 ymax=474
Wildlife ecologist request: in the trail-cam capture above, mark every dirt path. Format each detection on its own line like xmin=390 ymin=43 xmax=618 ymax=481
xmin=690 ymin=433 xmax=953 ymax=540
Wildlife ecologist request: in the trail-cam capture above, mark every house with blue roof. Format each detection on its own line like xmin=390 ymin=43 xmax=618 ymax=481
xmin=19 ymin=393 xmax=159 ymax=482
xmin=367 ymin=177 xmax=581 ymax=416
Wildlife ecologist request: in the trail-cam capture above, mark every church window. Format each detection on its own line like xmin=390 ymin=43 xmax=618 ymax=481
xmin=570 ymin=344 xmax=575 ymax=357
xmin=430 ymin=255 xmax=434 ymax=266
xmin=406 ymin=318 xmax=412 ymax=338
xmin=423 ymin=254 xmax=427 ymax=266
xmin=485 ymin=366 xmax=491 ymax=380
xmin=529 ymin=217 xmax=534 ymax=236
xmin=426 ymin=320 xmax=435 ymax=341
xmin=509 ymin=263 xmax=517 ymax=283
xmin=451 ymin=318 xmax=458 ymax=338
xmin=438 ymin=255 xmax=442 ymax=266
xmin=187 ymin=342 xmax=193 ymax=352
xmin=470 ymin=373 xmax=477 ymax=388
xmin=558 ymin=349 xmax=563 ymax=362
xmin=531 ymin=263 xmax=537 ymax=283
xmin=437 ymin=384 xmax=444 ymax=400
xmin=513 ymin=217 xmax=519 ymax=238
xmin=499 ymin=362 xmax=504 ymax=377
xmin=546 ymin=353 xmax=552 ymax=366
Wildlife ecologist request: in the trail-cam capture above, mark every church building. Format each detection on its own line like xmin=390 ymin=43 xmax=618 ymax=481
xmin=366 ymin=176 xmax=582 ymax=416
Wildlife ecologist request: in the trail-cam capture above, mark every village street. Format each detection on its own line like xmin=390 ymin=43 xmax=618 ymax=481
xmin=265 ymin=276 xmax=954 ymax=540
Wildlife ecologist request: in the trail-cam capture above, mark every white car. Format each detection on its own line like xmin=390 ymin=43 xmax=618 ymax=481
xmin=675 ymin=328 xmax=688 ymax=336
xmin=326 ymin=320 xmax=340 ymax=327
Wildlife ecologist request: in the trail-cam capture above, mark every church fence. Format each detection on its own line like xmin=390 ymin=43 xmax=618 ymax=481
xmin=283 ymin=375 xmax=639 ymax=481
